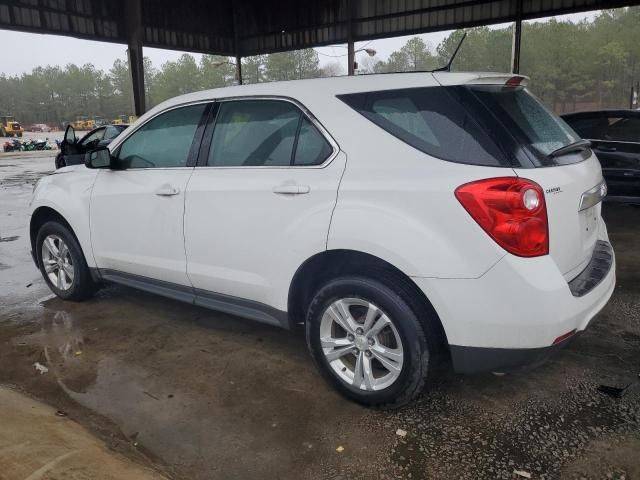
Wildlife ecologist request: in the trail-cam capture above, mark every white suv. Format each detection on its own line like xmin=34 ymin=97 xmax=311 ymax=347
xmin=29 ymin=72 xmax=615 ymax=407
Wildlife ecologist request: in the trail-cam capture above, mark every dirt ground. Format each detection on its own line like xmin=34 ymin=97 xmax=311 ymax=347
xmin=1 ymin=154 xmax=638 ymax=480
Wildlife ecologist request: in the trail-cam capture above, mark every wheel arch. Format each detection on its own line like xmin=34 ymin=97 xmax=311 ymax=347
xmin=287 ymin=249 xmax=449 ymax=351
xmin=30 ymin=206 xmax=80 ymax=268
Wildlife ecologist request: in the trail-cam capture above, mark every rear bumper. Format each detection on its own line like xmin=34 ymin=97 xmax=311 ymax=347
xmin=449 ymin=333 xmax=578 ymax=374
xmin=413 ymin=226 xmax=615 ymax=373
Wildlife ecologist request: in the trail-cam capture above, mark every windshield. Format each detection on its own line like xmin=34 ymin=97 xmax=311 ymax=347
xmin=469 ymin=86 xmax=582 ymax=160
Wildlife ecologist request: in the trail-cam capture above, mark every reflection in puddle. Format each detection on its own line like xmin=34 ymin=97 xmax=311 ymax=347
xmin=17 ymin=310 xmax=84 ymax=364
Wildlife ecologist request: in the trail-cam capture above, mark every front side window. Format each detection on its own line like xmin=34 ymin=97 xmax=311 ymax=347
xmin=118 ymin=104 xmax=206 ymax=169
xmin=207 ymin=100 xmax=333 ymax=167
xmin=80 ymin=128 xmax=105 ymax=147
xmin=104 ymin=125 xmax=124 ymax=141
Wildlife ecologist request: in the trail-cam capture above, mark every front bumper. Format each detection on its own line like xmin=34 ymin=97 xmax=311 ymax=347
xmin=413 ymin=235 xmax=615 ymax=374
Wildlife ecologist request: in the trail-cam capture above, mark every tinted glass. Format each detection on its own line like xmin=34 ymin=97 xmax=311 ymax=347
xmin=604 ymin=116 xmax=640 ymax=142
xmin=470 ymin=86 xmax=580 ymax=157
xmin=338 ymin=87 xmax=506 ymax=166
xmin=208 ymin=100 xmax=300 ymax=167
xmin=294 ymin=118 xmax=332 ymax=165
xmin=563 ymin=115 xmax=604 ymax=139
xmin=80 ymin=128 xmax=105 ymax=146
xmin=104 ymin=125 xmax=124 ymax=140
xmin=118 ymin=104 xmax=205 ymax=169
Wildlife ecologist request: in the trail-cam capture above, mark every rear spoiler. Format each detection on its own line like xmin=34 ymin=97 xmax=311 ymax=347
xmin=432 ymin=72 xmax=529 ymax=87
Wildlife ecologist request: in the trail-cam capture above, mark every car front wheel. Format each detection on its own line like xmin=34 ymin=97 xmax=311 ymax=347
xmin=306 ymin=276 xmax=430 ymax=408
xmin=36 ymin=221 xmax=96 ymax=301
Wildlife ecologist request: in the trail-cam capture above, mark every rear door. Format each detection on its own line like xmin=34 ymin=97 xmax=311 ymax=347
xmin=184 ymin=98 xmax=345 ymax=312
xmin=468 ymin=85 xmax=606 ymax=280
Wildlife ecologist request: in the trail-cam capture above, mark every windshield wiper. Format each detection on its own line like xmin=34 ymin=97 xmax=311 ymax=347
xmin=549 ymin=139 xmax=591 ymax=158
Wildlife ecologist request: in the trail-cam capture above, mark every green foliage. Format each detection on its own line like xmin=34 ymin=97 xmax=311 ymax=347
xmin=1 ymin=7 xmax=638 ymax=125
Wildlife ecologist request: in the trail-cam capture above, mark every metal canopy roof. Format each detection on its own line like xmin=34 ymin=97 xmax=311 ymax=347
xmin=0 ymin=0 xmax=638 ymax=57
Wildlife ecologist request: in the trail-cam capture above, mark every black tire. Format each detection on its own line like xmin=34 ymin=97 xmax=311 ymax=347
xmin=306 ymin=275 xmax=431 ymax=409
xmin=17 ymin=132 xmax=22 ymax=138
xmin=35 ymin=221 xmax=96 ymax=301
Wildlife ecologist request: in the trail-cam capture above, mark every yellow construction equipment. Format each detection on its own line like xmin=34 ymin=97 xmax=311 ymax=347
xmin=112 ymin=114 xmax=128 ymax=125
xmin=72 ymin=116 xmax=88 ymax=130
xmin=0 ymin=115 xmax=24 ymax=137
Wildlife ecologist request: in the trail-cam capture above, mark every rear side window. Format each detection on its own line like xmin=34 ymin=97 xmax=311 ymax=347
xmin=207 ymin=100 xmax=333 ymax=167
xmin=294 ymin=117 xmax=333 ymax=165
xmin=338 ymin=87 xmax=507 ymax=167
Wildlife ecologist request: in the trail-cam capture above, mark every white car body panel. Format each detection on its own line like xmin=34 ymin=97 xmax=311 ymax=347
xmin=184 ymin=152 xmax=347 ymax=310
xmin=30 ymin=166 xmax=98 ymax=268
xmin=90 ymin=168 xmax=194 ymax=285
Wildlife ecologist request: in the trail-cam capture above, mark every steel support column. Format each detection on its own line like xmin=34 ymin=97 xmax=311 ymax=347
xmin=347 ymin=0 xmax=355 ymax=75
xmin=236 ymin=55 xmax=243 ymax=85
xmin=510 ymin=1 xmax=523 ymax=74
xmin=125 ymin=0 xmax=145 ymax=116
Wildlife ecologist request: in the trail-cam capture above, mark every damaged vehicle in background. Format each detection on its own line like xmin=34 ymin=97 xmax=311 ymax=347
xmin=562 ymin=109 xmax=640 ymax=201
xmin=29 ymin=72 xmax=615 ymax=408
xmin=55 ymin=124 xmax=129 ymax=169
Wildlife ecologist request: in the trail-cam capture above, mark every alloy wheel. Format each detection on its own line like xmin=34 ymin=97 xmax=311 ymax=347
xmin=41 ymin=234 xmax=74 ymax=291
xmin=319 ymin=298 xmax=404 ymax=391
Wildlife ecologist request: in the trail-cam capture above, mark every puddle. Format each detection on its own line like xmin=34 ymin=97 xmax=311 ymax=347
xmin=16 ymin=310 xmax=85 ymax=365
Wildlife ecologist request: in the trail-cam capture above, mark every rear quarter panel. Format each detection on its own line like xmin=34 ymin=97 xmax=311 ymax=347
xmin=314 ymin=96 xmax=510 ymax=279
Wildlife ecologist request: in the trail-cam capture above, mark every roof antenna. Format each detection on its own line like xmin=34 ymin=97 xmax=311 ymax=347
xmin=432 ymin=31 xmax=467 ymax=72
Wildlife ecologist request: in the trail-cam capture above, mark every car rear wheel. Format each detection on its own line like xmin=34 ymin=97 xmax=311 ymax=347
xmin=36 ymin=221 xmax=96 ymax=301
xmin=306 ymin=276 xmax=430 ymax=408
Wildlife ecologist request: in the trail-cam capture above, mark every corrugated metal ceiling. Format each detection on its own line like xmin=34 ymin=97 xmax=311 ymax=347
xmin=0 ymin=0 xmax=637 ymax=56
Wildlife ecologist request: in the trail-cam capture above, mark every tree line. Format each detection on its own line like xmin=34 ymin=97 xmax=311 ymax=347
xmin=0 ymin=7 xmax=637 ymax=125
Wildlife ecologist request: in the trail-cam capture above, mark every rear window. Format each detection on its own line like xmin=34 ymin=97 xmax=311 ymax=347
xmin=337 ymin=87 xmax=509 ymax=167
xmin=469 ymin=86 xmax=583 ymax=163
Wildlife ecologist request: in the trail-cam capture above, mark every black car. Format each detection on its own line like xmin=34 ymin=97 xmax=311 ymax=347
xmin=562 ymin=109 xmax=640 ymax=199
xmin=55 ymin=124 xmax=129 ymax=169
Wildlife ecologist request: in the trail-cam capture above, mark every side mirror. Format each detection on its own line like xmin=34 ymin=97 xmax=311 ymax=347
xmin=85 ymin=146 xmax=113 ymax=169
xmin=64 ymin=124 xmax=76 ymax=144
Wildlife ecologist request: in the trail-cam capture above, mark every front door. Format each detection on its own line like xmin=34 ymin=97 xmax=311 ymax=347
xmin=184 ymin=99 xmax=345 ymax=311
xmin=90 ymin=103 xmax=208 ymax=287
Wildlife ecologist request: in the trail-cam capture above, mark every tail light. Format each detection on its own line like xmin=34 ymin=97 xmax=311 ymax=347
xmin=455 ymin=177 xmax=548 ymax=257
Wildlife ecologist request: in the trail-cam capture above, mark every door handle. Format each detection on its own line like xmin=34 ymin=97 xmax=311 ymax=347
xmin=272 ymin=184 xmax=310 ymax=195
xmin=155 ymin=184 xmax=180 ymax=196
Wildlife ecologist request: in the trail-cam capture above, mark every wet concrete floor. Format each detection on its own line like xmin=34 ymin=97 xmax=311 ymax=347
xmin=1 ymin=155 xmax=638 ymax=479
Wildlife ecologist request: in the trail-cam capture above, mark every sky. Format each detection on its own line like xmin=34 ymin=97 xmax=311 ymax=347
xmin=0 ymin=11 xmax=596 ymax=77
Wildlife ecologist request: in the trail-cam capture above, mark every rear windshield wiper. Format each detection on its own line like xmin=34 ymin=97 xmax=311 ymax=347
xmin=549 ymin=139 xmax=591 ymax=158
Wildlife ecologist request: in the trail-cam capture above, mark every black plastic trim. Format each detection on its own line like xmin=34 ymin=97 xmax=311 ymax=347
xmin=194 ymin=288 xmax=288 ymax=328
xmin=97 ymin=269 xmax=289 ymax=329
xmin=186 ymin=102 xmax=213 ymax=167
xmin=568 ymin=240 xmax=613 ymax=297
xmin=450 ymin=333 xmax=577 ymax=374
xmin=196 ymin=102 xmax=220 ymax=167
